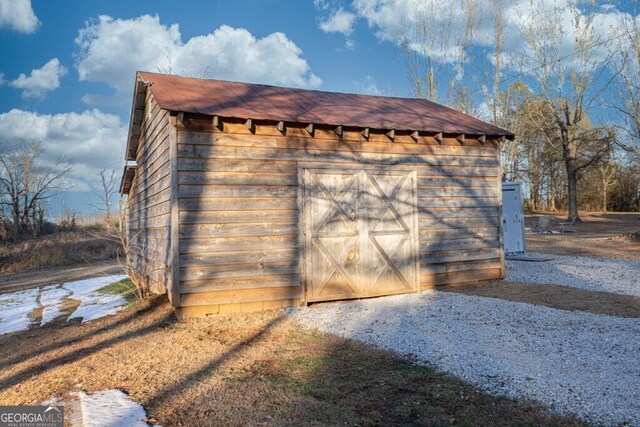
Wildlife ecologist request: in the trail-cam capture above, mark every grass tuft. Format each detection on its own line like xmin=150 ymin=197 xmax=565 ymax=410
xmin=96 ymin=278 xmax=138 ymax=308
xmin=249 ymin=328 xmax=587 ymax=426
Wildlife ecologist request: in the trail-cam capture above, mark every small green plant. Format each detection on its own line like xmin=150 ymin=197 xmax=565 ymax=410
xmin=97 ymin=278 xmax=138 ymax=308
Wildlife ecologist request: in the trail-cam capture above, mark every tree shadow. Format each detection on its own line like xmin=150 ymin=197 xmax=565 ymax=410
xmin=0 ymin=296 xmax=174 ymax=391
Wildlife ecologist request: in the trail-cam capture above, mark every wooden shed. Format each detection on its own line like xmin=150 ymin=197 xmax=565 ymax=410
xmin=119 ymin=71 xmax=514 ymax=318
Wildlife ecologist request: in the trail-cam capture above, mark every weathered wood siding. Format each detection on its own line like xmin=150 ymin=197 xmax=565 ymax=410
xmin=126 ymin=93 xmax=174 ymax=298
xmin=175 ymin=120 xmax=503 ymax=313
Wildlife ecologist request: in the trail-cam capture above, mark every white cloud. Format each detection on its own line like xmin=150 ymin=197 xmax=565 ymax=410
xmin=74 ymin=15 xmax=321 ymax=104
xmin=314 ymin=0 xmax=331 ymax=11
xmin=506 ymin=0 xmax=624 ymax=73
xmin=353 ymin=75 xmax=382 ymax=95
xmin=0 ymin=0 xmax=40 ymax=33
xmin=74 ymin=15 xmax=179 ymax=99
xmin=351 ymin=0 xmax=625 ymax=69
xmin=10 ymin=58 xmax=67 ymax=99
xmin=0 ymin=109 xmax=127 ymax=192
xmin=175 ymin=26 xmax=322 ymax=87
xmin=319 ymin=8 xmax=357 ymax=35
xmin=474 ymin=101 xmax=492 ymax=122
xmin=352 ymin=0 xmax=413 ymax=42
xmin=351 ymin=0 xmax=486 ymax=65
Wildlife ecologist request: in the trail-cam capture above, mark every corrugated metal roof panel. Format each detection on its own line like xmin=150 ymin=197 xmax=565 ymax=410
xmin=137 ymin=71 xmax=514 ymax=137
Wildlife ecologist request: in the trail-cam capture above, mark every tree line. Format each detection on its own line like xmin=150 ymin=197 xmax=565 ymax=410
xmin=2 ymin=0 xmax=640 ymax=244
xmin=0 ymin=140 xmax=72 ymax=242
xmin=0 ymin=138 xmax=121 ymax=243
xmin=402 ymin=0 xmax=640 ymax=219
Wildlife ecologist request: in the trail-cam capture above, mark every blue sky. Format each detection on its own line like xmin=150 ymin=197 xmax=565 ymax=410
xmin=0 ymin=0 xmax=635 ymax=216
xmin=0 ymin=1 xmax=406 ymax=116
xmin=0 ymin=0 xmax=411 ymax=217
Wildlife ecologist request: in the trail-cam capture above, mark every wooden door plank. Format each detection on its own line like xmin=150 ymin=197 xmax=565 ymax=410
xmin=303 ymin=167 xmax=420 ymax=302
xmin=364 ymin=171 xmax=418 ymax=295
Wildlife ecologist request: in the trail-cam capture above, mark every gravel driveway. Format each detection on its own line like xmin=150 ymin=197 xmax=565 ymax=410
xmin=291 ymin=255 xmax=640 ymax=426
xmin=507 ymin=253 xmax=640 ymax=297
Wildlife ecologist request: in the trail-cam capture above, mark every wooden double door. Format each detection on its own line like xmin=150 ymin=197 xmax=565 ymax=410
xmin=303 ymin=168 xmax=419 ymax=302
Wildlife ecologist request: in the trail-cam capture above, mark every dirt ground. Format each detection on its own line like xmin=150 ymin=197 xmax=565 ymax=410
xmin=443 ymin=280 xmax=640 ymax=318
xmin=445 ymin=212 xmax=640 ymax=321
xmin=0 ymin=229 xmax=121 ymax=276
xmin=525 ymin=212 xmax=640 ymax=260
xmin=0 ymin=296 xmax=585 ymax=426
xmin=0 ymin=212 xmax=637 ymax=425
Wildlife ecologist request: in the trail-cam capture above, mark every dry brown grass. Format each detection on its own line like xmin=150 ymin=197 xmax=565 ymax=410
xmin=0 ymin=228 xmax=121 ymax=275
xmin=2 ymin=212 xmax=636 ymax=425
xmin=525 ymin=212 xmax=640 ymax=260
xmin=444 ymin=280 xmax=640 ymax=318
xmin=0 ymin=297 xmax=586 ymax=426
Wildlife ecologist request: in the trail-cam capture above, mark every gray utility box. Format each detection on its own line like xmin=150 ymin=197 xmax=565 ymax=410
xmin=502 ymin=182 xmax=526 ymax=255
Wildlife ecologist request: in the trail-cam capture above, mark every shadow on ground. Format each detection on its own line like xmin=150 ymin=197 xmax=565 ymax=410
xmin=443 ymin=280 xmax=640 ymax=318
xmin=0 ymin=294 xmax=586 ymax=426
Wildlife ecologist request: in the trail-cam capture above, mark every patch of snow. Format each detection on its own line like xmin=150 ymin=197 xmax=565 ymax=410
xmin=39 ymin=285 xmax=72 ymax=325
xmin=0 ymin=274 xmax=129 ymax=335
xmin=506 ymin=253 xmax=640 ymax=297
xmin=0 ymin=287 xmax=41 ymax=334
xmin=41 ymin=396 xmax=62 ymax=406
xmin=76 ymin=390 xmax=155 ymax=427
xmin=68 ymin=293 xmax=129 ymax=324
xmin=63 ymin=275 xmax=127 ymax=299
xmin=66 ymin=275 xmax=128 ymax=324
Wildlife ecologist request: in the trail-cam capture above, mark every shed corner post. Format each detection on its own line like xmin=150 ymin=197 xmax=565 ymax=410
xmin=496 ymin=138 xmax=506 ymax=280
xmin=169 ymin=113 xmax=181 ymax=307
xmin=297 ymin=163 xmax=309 ymax=306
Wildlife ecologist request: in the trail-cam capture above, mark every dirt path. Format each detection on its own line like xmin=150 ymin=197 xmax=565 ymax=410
xmin=525 ymin=212 xmax=640 ymax=260
xmin=0 ymin=260 xmax=124 ymax=295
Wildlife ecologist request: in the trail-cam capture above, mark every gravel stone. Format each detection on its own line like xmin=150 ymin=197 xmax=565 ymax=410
xmin=507 ymin=253 xmax=640 ymax=297
xmin=290 ymin=255 xmax=640 ymax=426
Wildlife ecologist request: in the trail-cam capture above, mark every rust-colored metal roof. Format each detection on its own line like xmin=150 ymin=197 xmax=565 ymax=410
xmin=137 ymin=71 xmax=514 ymax=137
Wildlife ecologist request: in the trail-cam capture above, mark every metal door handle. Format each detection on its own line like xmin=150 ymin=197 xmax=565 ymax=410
xmin=350 ymin=210 xmax=356 ymax=221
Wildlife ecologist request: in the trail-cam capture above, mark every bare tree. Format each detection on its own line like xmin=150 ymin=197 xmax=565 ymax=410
xmin=98 ymin=201 xmax=151 ymax=300
xmin=609 ymin=163 xmax=640 ymax=211
xmin=93 ymin=168 xmax=119 ymax=224
xmin=401 ymin=0 xmax=477 ymax=108
xmin=495 ymin=81 xmax=533 ymax=182
xmin=517 ymin=0 xmax=616 ymax=220
xmin=402 ymin=1 xmax=448 ymax=101
xmin=0 ymin=139 xmax=71 ymax=242
xmin=482 ymin=0 xmax=507 ymax=126
xmin=514 ymin=94 xmax=566 ymax=211
xmin=597 ymin=160 xmax=618 ymax=212
xmin=612 ymin=0 xmax=640 ymax=160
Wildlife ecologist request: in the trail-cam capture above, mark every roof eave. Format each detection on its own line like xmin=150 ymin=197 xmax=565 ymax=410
xmin=119 ymin=165 xmax=136 ymax=195
xmin=124 ymin=73 xmax=148 ymax=162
